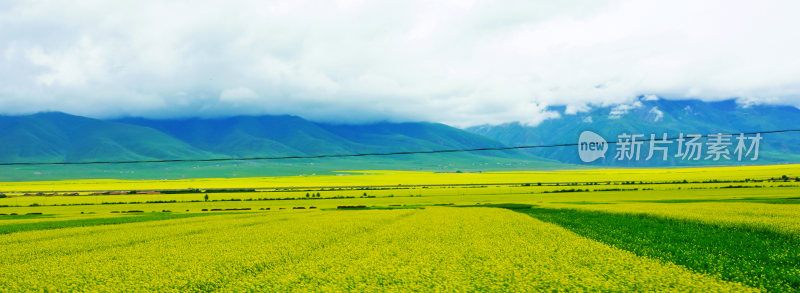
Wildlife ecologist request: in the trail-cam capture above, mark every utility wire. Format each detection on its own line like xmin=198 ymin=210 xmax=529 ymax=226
xmin=1 ymin=129 xmax=799 ymax=166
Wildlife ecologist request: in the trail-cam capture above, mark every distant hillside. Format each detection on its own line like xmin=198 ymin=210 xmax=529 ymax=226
xmin=115 ymin=115 xmax=351 ymax=157
xmin=467 ymin=97 xmax=800 ymax=166
xmin=0 ymin=112 xmax=560 ymax=180
xmin=115 ymin=116 xmax=517 ymax=158
xmin=0 ymin=112 xmax=214 ymax=163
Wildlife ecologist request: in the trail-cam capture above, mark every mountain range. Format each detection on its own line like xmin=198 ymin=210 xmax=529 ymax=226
xmin=0 ymin=112 xmax=553 ymax=180
xmin=1 ymin=97 xmax=798 ymax=180
xmin=0 ymin=112 xmax=538 ymax=162
xmin=467 ymin=97 xmax=800 ymax=166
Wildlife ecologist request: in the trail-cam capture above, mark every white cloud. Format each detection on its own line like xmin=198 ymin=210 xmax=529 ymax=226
xmin=219 ymin=87 xmax=258 ymax=102
xmin=608 ymin=101 xmax=643 ymax=119
xmin=683 ymin=105 xmax=695 ymax=115
xmin=647 ymin=106 xmax=664 ymax=122
xmin=642 ymin=94 xmax=659 ymax=101
xmin=565 ymin=103 xmax=591 ymax=115
xmin=0 ymin=0 xmax=799 ymax=127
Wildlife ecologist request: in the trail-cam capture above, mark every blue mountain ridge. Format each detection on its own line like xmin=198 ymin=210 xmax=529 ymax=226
xmin=0 ymin=112 xmax=541 ymax=164
xmin=466 ymin=97 xmax=800 ymax=166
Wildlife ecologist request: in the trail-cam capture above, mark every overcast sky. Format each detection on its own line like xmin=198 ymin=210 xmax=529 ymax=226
xmin=1 ymin=0 xmax=799 ymax=127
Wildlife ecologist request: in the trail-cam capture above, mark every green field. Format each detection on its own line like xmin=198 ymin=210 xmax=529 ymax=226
xmin=1 ymin=165 xmax=799 ymax=291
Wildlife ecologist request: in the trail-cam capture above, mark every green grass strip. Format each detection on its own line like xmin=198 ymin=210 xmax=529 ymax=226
xmin=629 ymin=196 xmax=800 ymax=204
xmin=514 ymin=207 xmax=800 ymax=292
xmin=0 ymin=212 xmax=225 ymax=234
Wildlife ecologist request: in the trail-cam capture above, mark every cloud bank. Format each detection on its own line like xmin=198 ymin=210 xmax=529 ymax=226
xmin=1 ymin=0 xmax=799 ymax=127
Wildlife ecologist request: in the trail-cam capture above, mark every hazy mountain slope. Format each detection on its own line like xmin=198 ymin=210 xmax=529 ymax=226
xmin=115 ymin=116 xmax=353 ymax=157
xmin=0 ymin=112 xmax=214 ymax=163
xmin=117 ymin=116 xmax=527 ymax=159
xmin=0 ymin=112 xmax=549 ymax=164
xmin=316 ymin=122 xmax=509 ymax=152
xmin=0 ymin=112 xmax=561 ymax=180
xmin=467 ymin=98 xmax=800 ymax=165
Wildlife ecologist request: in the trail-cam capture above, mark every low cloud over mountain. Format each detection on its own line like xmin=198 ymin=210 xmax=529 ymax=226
xmin=2 ymin=1 xmax=799 ymax=126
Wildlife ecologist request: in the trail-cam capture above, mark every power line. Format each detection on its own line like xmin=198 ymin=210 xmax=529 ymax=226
xmin=1 ymin=129 xmax=799 ymax=166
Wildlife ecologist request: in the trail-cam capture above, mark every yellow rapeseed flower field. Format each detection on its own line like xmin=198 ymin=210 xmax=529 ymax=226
xmin=0 ymin=164 xmax=797 ymax=192
xmin=0 ymin=208 xmax=756 ymax=292
xmin=1 ymin=164 xmax=798 ymax=291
